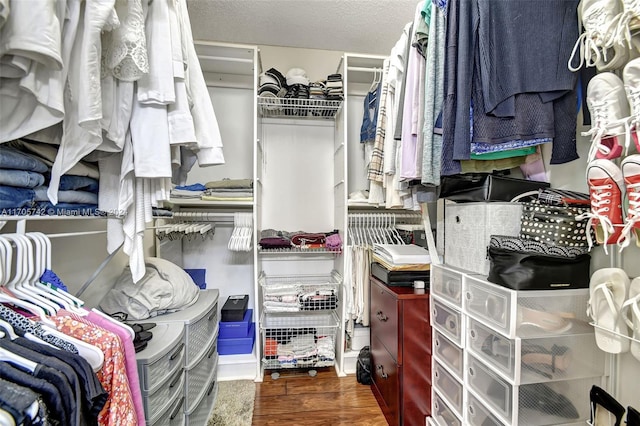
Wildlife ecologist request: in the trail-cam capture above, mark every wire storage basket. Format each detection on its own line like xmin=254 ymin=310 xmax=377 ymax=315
xmin=257 ymin=96 xmax=342 ymax=118
xmin=259 ymin=270 xmax=342 ymax=313
xmin=261 ymin=311 xmax=340 ymax=370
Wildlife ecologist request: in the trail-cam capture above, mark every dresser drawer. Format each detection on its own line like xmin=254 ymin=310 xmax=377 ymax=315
xmin=184 ymin=333 xmax=218 ymax=413
xmin=371 ymin=335 xmax=399 ymax=422
xmin=154 ymin=289 xmax=220 ymax=368
xmin=137 ymin=322 xmax=185 ymax=393
xmin=431 ymin=297 xmax=463 ymax=347
xmin=465 ymin=391 xmax=506 ymax=426
xmin=432 ymin=390 xmax=462 ymax=426
xmin=184 ymin=368 xmax=217 ymax=426
xmin=433 ymin=329 xmax=463 ymax=381
xmin=466 ymin=316 xmax=604 ymax=384
xmin=371 ymin=279 xmax=399 ymax=361
xmin=150 ymin=393 xmax=185 ymax=426
xmin=142 ymin=367 xmax=185 ymax=425
xmin=431 ymin=264 xmax=464 ymax=308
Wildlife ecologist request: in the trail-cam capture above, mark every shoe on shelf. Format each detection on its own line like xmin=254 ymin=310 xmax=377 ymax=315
xmin=621 ymin=277 xmax=640 ymax=361
xmin=590 ymin=385 xmax=626 ymax=426
xmin=623 ymin=58 xmax=640 ymax=153
xmin=617 ymin=155 xmax=640 ymax=249
xmin=585 ymin=159 xmax=626 ymax=247
xmin=584 ymin=73 xmax=630 ymax=161
xmin=628 ymin=406 xmax=640 ymax=426
xmin=587 ymin=268 xmax=631 ymax=354
xmin=608 ymin=0 xmax=640 ymax=50
xmin=569 ymin=0 xmax=626 ymax=71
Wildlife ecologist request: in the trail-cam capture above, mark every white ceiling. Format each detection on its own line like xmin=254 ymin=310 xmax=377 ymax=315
xmin=186 ymin=0 xmax=419 ymax=55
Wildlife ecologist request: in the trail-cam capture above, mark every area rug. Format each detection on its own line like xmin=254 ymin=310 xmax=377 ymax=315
xmin=207 ymin=380 xmax=256 ymax=426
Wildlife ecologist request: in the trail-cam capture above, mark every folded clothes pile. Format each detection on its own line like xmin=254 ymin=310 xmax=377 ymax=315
xmin=0 ymin=141 xmax=100 ymax=215
xmin=171 ymin=183 xmax=206 ymax=199
xmin=202 ymin=178 xmax=253 ymax=201
xmin=258 ymin=229 xmax=342 ymax=251
xmin=325 ymin=73 xmax=344 ymax=101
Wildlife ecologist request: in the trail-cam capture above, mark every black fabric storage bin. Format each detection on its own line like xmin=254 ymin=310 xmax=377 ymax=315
xmin=221 ymin=295 xmax=249 ymax=322
xmin=439 ymin=173 xmax=550 ymax=202
xmin=487 ymin=246 xmax=591 ymax=290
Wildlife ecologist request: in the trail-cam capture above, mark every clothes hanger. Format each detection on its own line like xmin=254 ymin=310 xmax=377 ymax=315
xmin=31 ymin=232 xmax=85 ymax=309
xmin=0 ymin=347 xmax=37 ymax=373
xmin=2 ymin=234 xmax=59 ymax=318
xmin=38 ymin=323 xmax=104 ymax=372
xmin=11 ymin=234 xmax=60 ymax=316
xmin=0 ymin=318 xmax=18 ymax=340
xmin=90 ymin=307 xmax=135 ymax=340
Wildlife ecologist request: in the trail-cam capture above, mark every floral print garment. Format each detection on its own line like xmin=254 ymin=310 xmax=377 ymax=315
xmin=53 ymin=312 xmax=136 ymax=426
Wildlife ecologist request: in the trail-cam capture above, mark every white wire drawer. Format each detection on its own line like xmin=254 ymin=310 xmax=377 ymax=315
xmin=465 ymin=352 xmax=595 ymax=425
xmin=466 ymin=316 xmax=605 ymax=384
xmin=257 ymin=96 xmax=342 ymax=119
xmin=259 ymin=270 xmax=341 ymax=313
xmin=431 ymin=264 xmax=464 ymax=308
xmin=432 ymin=388 xmax=463 ymax=426
xmin=463 ymin=275 xmax=591 ymax=338
xmin=431 ymin=296 xmax=464 ymax=347
xmin=433 ymin=329 xmax=464 ymax=381
xmin=261 ymin=311 xmax=339 ymax=370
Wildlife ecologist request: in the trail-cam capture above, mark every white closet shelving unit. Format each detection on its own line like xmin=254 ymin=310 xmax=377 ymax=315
xmin=255 ymin=65 xmax=347 ymax=378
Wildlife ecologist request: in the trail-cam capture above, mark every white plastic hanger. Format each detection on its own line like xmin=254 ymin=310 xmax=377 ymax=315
xmin=0 ymin=318 xmax=18 ymax=340
xmin=39 ymin=323 xmax=104 ymax=372
xmin=0 ymin=347 xmax=37 ymax=372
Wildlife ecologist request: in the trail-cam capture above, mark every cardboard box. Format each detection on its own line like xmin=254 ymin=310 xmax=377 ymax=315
xmin=218 ymin=323 xmax=255 ymax=355
xmin=219 ymin=309 xmax=253 ymax=338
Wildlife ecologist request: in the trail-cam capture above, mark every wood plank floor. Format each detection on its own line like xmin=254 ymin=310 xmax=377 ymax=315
xmin=252 ymin=368 xmax=388 ymax=425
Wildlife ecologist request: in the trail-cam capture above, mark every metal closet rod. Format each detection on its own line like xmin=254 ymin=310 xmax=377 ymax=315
xmin=346 ymin=66 xmax=380 ymax=73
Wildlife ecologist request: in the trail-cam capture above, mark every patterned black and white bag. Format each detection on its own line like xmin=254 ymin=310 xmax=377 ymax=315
xmin=519 ymin=200 xmax=593 ymax=247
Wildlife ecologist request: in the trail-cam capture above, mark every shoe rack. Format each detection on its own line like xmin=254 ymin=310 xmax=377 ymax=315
xmin=429 ymin=263 xmax=604 ymax=426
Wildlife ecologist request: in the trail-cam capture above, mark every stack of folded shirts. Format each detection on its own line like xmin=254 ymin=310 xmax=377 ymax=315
xmin=325 ymin=73 xmax=344 ymax=100
xmin=171 ymin=183 xmax=206 ymax=199
xmin=202 ymin=178 xmax=253 ymax=201
xmin=284 ymin=68 xmax=310 ymax=116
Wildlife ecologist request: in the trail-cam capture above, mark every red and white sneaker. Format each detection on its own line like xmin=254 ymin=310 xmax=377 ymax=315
xmin=584 ymin=73 xmax=630 ymax=161
xmin=618 ymin=154 xmax=640 ymax=249
xmin=584 ymin=159 xmax=626 ymax=249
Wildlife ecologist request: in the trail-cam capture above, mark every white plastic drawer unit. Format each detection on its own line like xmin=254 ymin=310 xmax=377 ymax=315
xmin=430 ymin=264 xmax=464 ymax=308
xmin=154 ymin=289 xmax=220 ymax=368
xmin=465 ymin=391 xmax=507 ymax=426
xmin=142 ymin=368 xmax=185 ymax=425
xmin=184 ymin=333 xmax=218 ymax=413
xmin=137 ymin=322 xmax=186 ymax=393
xmin=432 ymin=389 xmax=463 ymax=426
xmin=466 ymin=316 xmax=605 ymax=384
xmin=463 ymin=275 xmax=590 ymax=338
xmin=465 ymin=352 xmax=595 ymax=425
xmin=184 ymin=368 xmax=217 ymax=426
xmin=431 ymin=296 xmax=464 ymax=347
xmin=433 ymin=329 xmax=464 ymax=381
xmin=151 ymin=395 xmax=185 ymax=426
xmin=433 ymin=359 xmax=464 ymax=417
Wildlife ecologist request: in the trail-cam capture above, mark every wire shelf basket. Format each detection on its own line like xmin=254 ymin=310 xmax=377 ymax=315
xmin=259 ymin=271 xmax=342 ymax=313
xmin=258 ymin=247 xmax=341 ymax=254
xmin=258 ymin=96 xmax=342 ymax=119
xmin=261 ymin=311 xmax=339 ymax=370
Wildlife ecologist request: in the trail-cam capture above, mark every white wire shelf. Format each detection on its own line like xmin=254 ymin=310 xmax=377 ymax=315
xmin=257 ymin=97 xmax=342 ymax=119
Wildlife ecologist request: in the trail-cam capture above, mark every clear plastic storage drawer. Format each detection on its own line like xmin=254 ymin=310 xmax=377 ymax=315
xmin=431 ymin=264 xmax=464 ymax=308
xmin=184 ymin=333 xmax=218 ymax=413
xmin=150 ymin=393 xmax=185 ymax=426
xmin=465 ymin=353 xmax=594 ymax=425
xmin=433 ymin=359 xmax=464 ymax=417
xmin=433 ymin=329 xmax=464 ymax=381
xmin=184 ymin=369 xmax=217 ymax=426
xmin=432 ymin=389 xmax=462 ymax=426
xmin=142 ymin=368 xmax=184 ymax=425
xmin=431 ymin=297 xmax=464 ymax=347
xmin=137 ymin=322 xmax=185 ymax=393
xmin=465 ymin=391 xmax=507 ymax=426
xmin=463 ymin=275 xmax=590 ymax=338
xmin=466 ymin=317 xmax=604 ymax=384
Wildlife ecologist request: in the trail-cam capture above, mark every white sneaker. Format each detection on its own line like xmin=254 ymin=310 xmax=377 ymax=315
xmin=584 ymin=73 xmax=631 ymax=161
xmin=623 ymin=58 xmax=640 ymax=152
xmin=617 ymin=154 xmax=640 ymax=249
xmin=608 ymin=0 xmax=640 ymax=49
xmin=582 ymin=159 xmax=626 ymax=250
xmin=569 ymin=0 xmax=629 ymax=71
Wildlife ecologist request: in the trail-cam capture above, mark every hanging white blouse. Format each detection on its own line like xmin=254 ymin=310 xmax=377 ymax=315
xmin=178 ymin=0 xmax=225 ymax=166
xmin=137 ymin=0 xmax=174 ymax=105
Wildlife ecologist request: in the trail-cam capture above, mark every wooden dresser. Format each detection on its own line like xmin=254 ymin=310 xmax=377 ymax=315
xmin=370 ymin=276 xmax=432 ymax=426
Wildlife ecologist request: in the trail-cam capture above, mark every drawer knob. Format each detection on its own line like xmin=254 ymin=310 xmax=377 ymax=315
xmin=376 ymin=364 xmax=388 ymax=379
xmin=376 ymin=311 xmax=388 ymax=322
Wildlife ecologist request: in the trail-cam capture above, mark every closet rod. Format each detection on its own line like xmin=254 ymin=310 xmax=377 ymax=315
xmin=347 ymin=66 xmax=380 ymax=73
xmin=197 ymin=55 xmax=253 ymax=64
